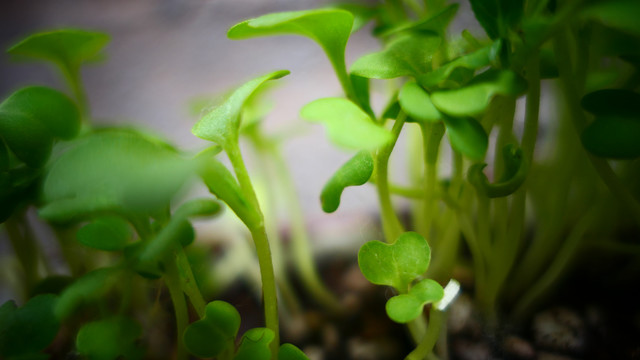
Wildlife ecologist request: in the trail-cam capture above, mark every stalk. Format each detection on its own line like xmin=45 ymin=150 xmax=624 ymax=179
xmin=4 ymin=214 xmax=40 ymax=294
xmin=176 ymin=247 xmax=207 ymax=318
xmin=164 ymin=257 xmax=189 ymax=360
xmin=226 ymin=141 xmax=280 ymax=357
xmin=406 ymin=309 xmax=444 ymax=360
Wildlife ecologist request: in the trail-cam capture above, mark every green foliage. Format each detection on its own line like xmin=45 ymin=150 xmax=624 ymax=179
xmin=234 ymin=328 xmax=274 ymax=360
xmin=398 ymin=80 xmax=442 ymax=123
xmin=442 ymin=116 xmax=488 ymax=161
xmin=54 ymin=267 xmax=120 ymax=320
xmin=227 ymin=9 xmax=353 ymax=77
xmin=468 ymin=144 xmax=528 ymax=197
xmin=430 ymin=70 xmax=527 ymax=117
xmin=75 ymin=317 xmax=143 ymax=360
xmin=0 ymin=294 xmax=60 ymax=359
xmin=76 ymin=216 xmax=131 ymax=251
xmin=7 ymin=29 xmax=110 ymax=72
xmin=582 ymin=0 xmax=640 ymax=37
xmin=278 ymin=343 xmax=310 ymax=360
xmin=350 ymin=33 xmax=441 ymax=79
xmin=385 ymin=279 xmax=444 ymax=323
xmin=0 ymin=86 xmax=80 ymax=167
xmin=300 ymin=97 xmax=391 ymax=150
xmin=382 ymin=4 xmax=459 ymax=36
xmin=192 ymin=70 xmax=289 ymax=149
xmin=468 ymin=0 xmax=524 ymax=39
xmin=358 ymin=232 xmax=431 ymax=292
xmin=184 ymin=301 xmax=240 ymax=358
xmin=320 ymin=151 xmax=374 ymax=213
xmin=39 ymin=129 xmax=196 ymax=222
xmin=580 ymin=89 xmax=640 ymax=159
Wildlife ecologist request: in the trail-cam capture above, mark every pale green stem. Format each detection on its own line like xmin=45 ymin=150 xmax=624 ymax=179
xmin=226 ymin=141 xmax=280 ymax=358
xmin=176 ymin=247 xmax=207 ymax=318
xmin=406 ymin=309 xmax=444 ymax=360
xmin=376 ymin=114 xmax=407 ymax=243
xmin=164 ymin=257 xmax=189 ymax=360
xmin=420 ymin=122 xmax=444 ymax=241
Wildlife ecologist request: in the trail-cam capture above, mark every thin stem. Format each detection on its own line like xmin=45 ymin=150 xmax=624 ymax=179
xmin=420 ymin=122 xmax=445 ymax=240
xmin=176 ymin=247 xmax=207 ymax=318
xmin=376 ymin=114 xmax=407 ymax=243
xmin=4 ymin=214 xmax=39 ymax=294
xmin=406 ymin=309 xmax=444 ymax=360
xmin=164 ymin=257 xmax=189 ymax=360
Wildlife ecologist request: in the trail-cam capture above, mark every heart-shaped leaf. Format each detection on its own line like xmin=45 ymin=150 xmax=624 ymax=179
xmin=7 ymin=29 xmax=110 ymax=72
xmin=417 ymin=40 xmax=502 ymax=89
xmin=398 ymin=81 xmax=442 ymax=123
xmin=55 ymin=267 xmax=120 ymax=320
xmin=350 ymin=33 xmax=441 ymax=79
xmin=358 ymin=232 xmax=432 ymax=291
xmin=582 ymin=0 xmax=640 ymax=37
xmin=321 ymin=151 xmax=373 ymax=213
xmin=581 ymin=89 xmax=640 ymax=118
xmin=228 ymin=9 xmax=353 ymax=84
xmin=0 ymin=86 xmax=80 ymax=167
xmin=385 ymin=279 xmax=445 ymax=323
xmin=278 ymin=343 xmax=310 ymax=360
xmin=76 ymin=317 xmax=143 ymax=360
xmin=234 ymin=328 xmax=275 ymax=360
xmin=184 ymin=301 xmax=240 ymax=358
xmin=300 ymin=98 xmax=391 ymax=150
xmin=76 ymin=216 xmax=131 ymax=251
xmin=382 ymin=3 xmax=459 ymax=36
xmin=468 ymin=144 xmax=528 ymax=197
xmin=443 ymin=116 xmax=488 ymax=161
xmin=431 ymin=69 xmax=527 ymax=117
xmin=581 ymin=116 xmax=640 ymax=159
xmin=0 ymin=294 xmax=59 ymax=358
xmin=192 ymin=70 xmax=289 ymax=149
xmin=39 ymin=129 xmax=195 ymax=222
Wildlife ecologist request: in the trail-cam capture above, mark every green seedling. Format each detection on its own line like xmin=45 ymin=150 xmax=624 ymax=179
xmin=320 ymin=150 xmax=374 ymax=213
xmin=76 ymin=317 xmax=144 ymax=360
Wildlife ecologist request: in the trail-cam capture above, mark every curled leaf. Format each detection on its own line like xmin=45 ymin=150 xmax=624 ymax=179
xmin=468 ymin=144 xmax=528 ymax=197
xmin=386 ymin=279 xmax=445 ymax=323
xmin=350 ymin=33 xmax=441 ymax=79
xmin=443 ymin=116 xmax=488 ymax=161
xmin=184 ymin=301 xmax=240 ymax=358
xmin=192 ymin=70 xmax=289 ymax=149
xmin=398 ymin=80 xmax=442 ymax=123
xmin=358 ymin=232 xmax=431 ymax=291
xmin=76 ymin=317 xmax=143 ymax=360
xmin=431 ymin=69 xmax=527 ymax=117
xmin=321 ymin=151 xmax=373 ymax=213
xmin=0 ymin=86 xmax=80 ymax=167
xmin=279 ymin=343 xmax=310 ymax=360
xmin=300 ymin=98 xmax=391 ymax=150
xmin=234 ymin=328 xmax=275 ymax=360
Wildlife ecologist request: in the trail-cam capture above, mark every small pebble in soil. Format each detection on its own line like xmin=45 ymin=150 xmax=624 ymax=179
xmin=348 ymin=336 xmax=401 ymax=360
xmin=502 ymin=335 xmax=536 ymax=359
xmin=532 ymin=307 xmax=586 ymax=354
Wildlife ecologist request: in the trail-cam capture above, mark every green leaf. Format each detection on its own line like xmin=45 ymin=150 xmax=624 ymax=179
xmin=581 ymin=116 xmax=640 ymax=159
xmin=431 ymin=69 xmax=527 ymax=117
xmin=442 ymin=116 xmax=488 ymax=161
xmin=39 ymin=129 xmax=195 ymax=222
xmin=581 ymin=89 xmax=640 ymax=118
xmin=0 ymin=86 xmax=80 ymax=167
xmin=350 ymin=33 xmax=441 ymax=79
xmin=76 ymin=317 xmax=143 ymax=360
xmin=469 ymin=0 xmax=524 ymax=39
xmin=320 ymin=151 xmax=373 ymax=213
xmin=7 ymin=29 xmax=110 ymax=71
xmin=382 ymin=4 xmax=459 ymax=36
xmin=184 ymin=301 xmax=240 ymax=358
xmin=385 ymin=279 xmax=445 ymax=323
xmin=468 ymin=144 xmax=528 ymax=197
xmin=0 ymin=294 xmax=59 ymax=358
xmin=300 ymin=98 xmax=391 ymax=150
xmin=55 ymin=267 xmax=120 ymax=320
xmin=279 ymin=343 xmax=310 ymax=360
xmin=134 ymin=219 xmax=194 ymax=278
xmin=417 ymin=40 xmax=502 ymax=89
xmin=398 ymin=81 xmax=442 ymax=123
xmin=582 ymin=0 xmax=640 ymax=37
xmin=330 ymin=3 xmax=377 ymax=33
xmin=358 ymin=232 xmax=431 ymax=291
xmin=76 ymin=216 xmax=131 ymax=251
xmin=0 ymin=138 xmax=9 ymax=171
xmin=228 ymin=9 xmax=353 ymax=80
xmin=192 ymin=70 xmax=289 ymax=149
xmin=234 ymin=328 xmax=275 ymax=360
